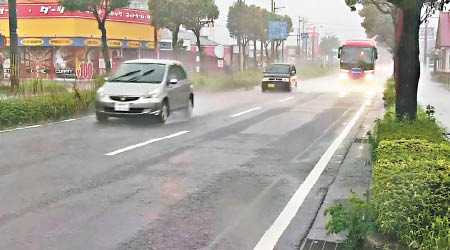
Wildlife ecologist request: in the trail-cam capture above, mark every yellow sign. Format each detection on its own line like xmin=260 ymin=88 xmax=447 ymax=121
xmin=84 ymin=39 xmax=101 ymax=47
xmin=107 ymin=40 xmax=123 ymax=48
xmin=21 ymin=38 xmax=44 ymax=46
xmin=127 ymin=41 xmax=142 ymax=48
xmin=49 ymin=38 xmax=73 ymax=46
xmin=6 ymin=38 xmax=10 ymax=46
xmin=146 ymin=41 xmax=155 ymax=49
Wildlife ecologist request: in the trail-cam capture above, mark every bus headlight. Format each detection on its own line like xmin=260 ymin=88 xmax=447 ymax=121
xmin=365 ymin=73 xmax=374 ymax=81
xmin=340 ymin=73 xmax=348 ymax=80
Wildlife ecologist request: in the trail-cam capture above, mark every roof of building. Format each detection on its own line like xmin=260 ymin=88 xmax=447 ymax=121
xmin=123 ymin=59 xmax=183 ymax=65
xmin=436 ymin=12 xmax=450 ymax=47
xmin=161 ymin=29 xmax=220 ymax=46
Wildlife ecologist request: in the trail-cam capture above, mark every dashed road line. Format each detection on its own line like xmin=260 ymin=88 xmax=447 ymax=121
xmin=253 ymin=100 xmax=370 ymax=250
xmin=105 ymin=131 xmax=190 ymax=156
xmin=230 ymin=107 xmax=263 ymax=118
xmin=279 ymin=97 xmax=296 ymax=103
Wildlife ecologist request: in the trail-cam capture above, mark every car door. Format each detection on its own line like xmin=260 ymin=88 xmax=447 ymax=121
xmin=175 ymin=65 xmax=191 ymax=108
xmin=291 ymin=65 xmax=298 ymax=85
xmin=166 ymin=65 xmax=183 ymax=110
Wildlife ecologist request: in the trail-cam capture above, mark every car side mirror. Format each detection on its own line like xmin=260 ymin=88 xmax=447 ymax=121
xmin=170 ymin=78 xmax=178 ymax=85
xmin=338 ymin=47 xmax=342 ymax=59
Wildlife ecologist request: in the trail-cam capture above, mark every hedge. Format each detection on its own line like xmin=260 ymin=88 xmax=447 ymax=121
xmin=0 ymin=90 xmax=96 ymax=129
xmin=373 ymin=139 xmax=449 ymax=249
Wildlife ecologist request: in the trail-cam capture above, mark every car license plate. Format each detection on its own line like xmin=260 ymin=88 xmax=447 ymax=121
xmin=268 ymin=84 xmax=275 ymax=88
xmin=114 ymin=103 xmax=130 ymax=112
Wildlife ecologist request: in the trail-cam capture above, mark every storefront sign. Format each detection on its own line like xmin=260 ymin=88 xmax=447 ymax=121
xmin=49 ymin=38 xmax=73 ymax=46
xmin=0 ymin=4 xmax=151 ymax=24
xmin=108 ymin=40 xmax=123 ymax=48
xmin=21 ymin=38 xmax=45 ymax=46
xmin=76 ymin=62 xmax=94 ymax=79
xmin=127 ymin=41 xmax=142 ymax=48
xmin=85 ymin=39 xmax=102 ymax=47
xmin=146 ymin=42 xmax=155 ymax=49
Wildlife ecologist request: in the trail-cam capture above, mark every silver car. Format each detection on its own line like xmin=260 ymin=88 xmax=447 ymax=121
xmin=95 ymin=59 xmax=194 ymax=123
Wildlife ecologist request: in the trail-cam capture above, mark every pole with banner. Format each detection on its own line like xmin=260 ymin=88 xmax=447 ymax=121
xmin=153 ymin=0 xmax=159 ymax=59
xmin=8 ymin=0 xmax=19 ymax=91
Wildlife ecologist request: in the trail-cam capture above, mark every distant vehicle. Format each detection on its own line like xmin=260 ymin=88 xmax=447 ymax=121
xmin=338 ymin=40 xmax=378 ymax=81
xmin=261 ymin=63 xmax=298 ymax=92
xmin=95 ymin=59 xmax=194 ymax=124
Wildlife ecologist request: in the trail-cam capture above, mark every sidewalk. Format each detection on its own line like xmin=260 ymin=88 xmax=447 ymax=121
xmin=300 ymin=94 xmax=385 ymax=250
xmin=418 ymin=76 xmax=450 ymax=133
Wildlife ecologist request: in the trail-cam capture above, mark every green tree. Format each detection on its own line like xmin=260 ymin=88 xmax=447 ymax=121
xmin=319 ymin=35 xmax=340 ymax=56
xmin=61 ymin=0 xmax=131 ymax=73
xmin=148 ymin=0 xmax=186 ymax=51
xmin=183 ymin=0 xmax=219 ymax=54
xmin=359 ymin=3 xmax=395 ymax=51
xmin=346 ymin=0 xmax=449 ymax=120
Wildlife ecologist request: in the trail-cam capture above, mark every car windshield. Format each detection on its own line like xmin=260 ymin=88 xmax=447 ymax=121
xmin=109 ymin=63 xmax=165 ymax=83
xmin=266 ymin=64 xmax=291 ymax=74
xmin=341 ymin=46 xmax=375 ymax=64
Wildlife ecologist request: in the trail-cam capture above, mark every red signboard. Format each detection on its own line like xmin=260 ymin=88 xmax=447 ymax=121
xmin=0 ymin=4 xmax=151 ymax=24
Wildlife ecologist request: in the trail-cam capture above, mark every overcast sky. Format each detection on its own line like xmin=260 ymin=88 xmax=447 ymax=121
xmin=207 ymin=0 xmax=366 ymax=45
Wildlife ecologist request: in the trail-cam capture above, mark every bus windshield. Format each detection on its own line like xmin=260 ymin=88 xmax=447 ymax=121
xmin=341 ymin=46 xmax=375 ymax=65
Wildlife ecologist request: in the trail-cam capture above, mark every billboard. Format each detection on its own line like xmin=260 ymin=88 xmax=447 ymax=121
xmin=268 ymin=21 xmax=288 ymax=41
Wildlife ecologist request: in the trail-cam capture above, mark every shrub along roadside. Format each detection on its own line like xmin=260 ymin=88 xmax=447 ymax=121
xmin=326 ymin=79 xmax=450 ymax=250
xmin=0 ymin=90 xmax=96 ymax=129
xmin=190 ymin=71 xmax=262 ymax=91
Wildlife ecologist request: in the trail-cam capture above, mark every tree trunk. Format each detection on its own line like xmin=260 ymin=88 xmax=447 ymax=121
xmin=238 ymin=36 xmax=242 ymax=71
xmin=260 ymin=40 xmax=264 ymax=69
xmin=194 ymin=30 xmax=202 ymax=54
xmin=100 ymin=23 xmax=111 ymax=73
xmin=172 ymin=24 xmax=180 ymax=51
xmin=395 ymin=2 xmax=421 ymax=120
xmin=253 ymin=39 xmax=258 ymax=69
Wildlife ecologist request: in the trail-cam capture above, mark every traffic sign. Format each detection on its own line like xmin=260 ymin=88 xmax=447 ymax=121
xmin=301 ymin=33 xmax=309 ymax=39
xmin=268 ymin=21 xmax=289 ymax=41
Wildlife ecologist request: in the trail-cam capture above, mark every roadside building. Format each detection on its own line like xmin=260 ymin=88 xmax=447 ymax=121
xmin=435 ymin=12 xmax=450 ymax=75
xmin=159 ymin=29 xmax=233 ymax=73
xmin=0 ymin=0 xmax=157 ymax=80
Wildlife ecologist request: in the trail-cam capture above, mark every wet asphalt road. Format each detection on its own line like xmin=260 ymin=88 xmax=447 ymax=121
xmin=0 ymin=74 xmax=386 ymax=250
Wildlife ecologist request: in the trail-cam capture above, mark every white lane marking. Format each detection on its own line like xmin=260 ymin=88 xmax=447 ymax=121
xmin=105 ymin=131 xmax=190 ymax=156
xmin=230 ymin=107 xmax=263 ymax=118
xmin=279 ymin=97 xmax=296 ymax=103
xmin=253 ymin=100 xmax=370 ymax=250
xmin=0 ymin=115 xmax=94 ymax=134
xmin=59 ymin=119 xmax=77 ymax=123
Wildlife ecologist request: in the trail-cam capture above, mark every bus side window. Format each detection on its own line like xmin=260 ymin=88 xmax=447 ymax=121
xmin=374 ymin=48 xmax=378 ymax=60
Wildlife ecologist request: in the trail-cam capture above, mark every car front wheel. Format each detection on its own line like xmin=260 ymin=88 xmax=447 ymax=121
xmin=96 ymin=112 xmax=108 ymax=123
xmin=157 ymin=101 xmax=169 ymax=124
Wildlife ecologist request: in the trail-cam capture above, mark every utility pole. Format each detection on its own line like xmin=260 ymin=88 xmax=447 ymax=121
xmin=8 ymin=0 xmax=19 ymax=92
xmin=423 ymin=20 xmax=428 ymax=67
xmin=153 ymin=0 xmax=160 ymax=60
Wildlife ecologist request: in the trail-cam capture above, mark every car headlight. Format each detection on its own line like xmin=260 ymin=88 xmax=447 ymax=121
xmin=143 ymin=89 xmax=161 ymax=99
xmin=282 ymin=78 xmax=290 ymax=82
xmin=262 ymin=77 xmax=270 ymax=82
xmin=97 ymin=87 xmax=106 ymax=98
